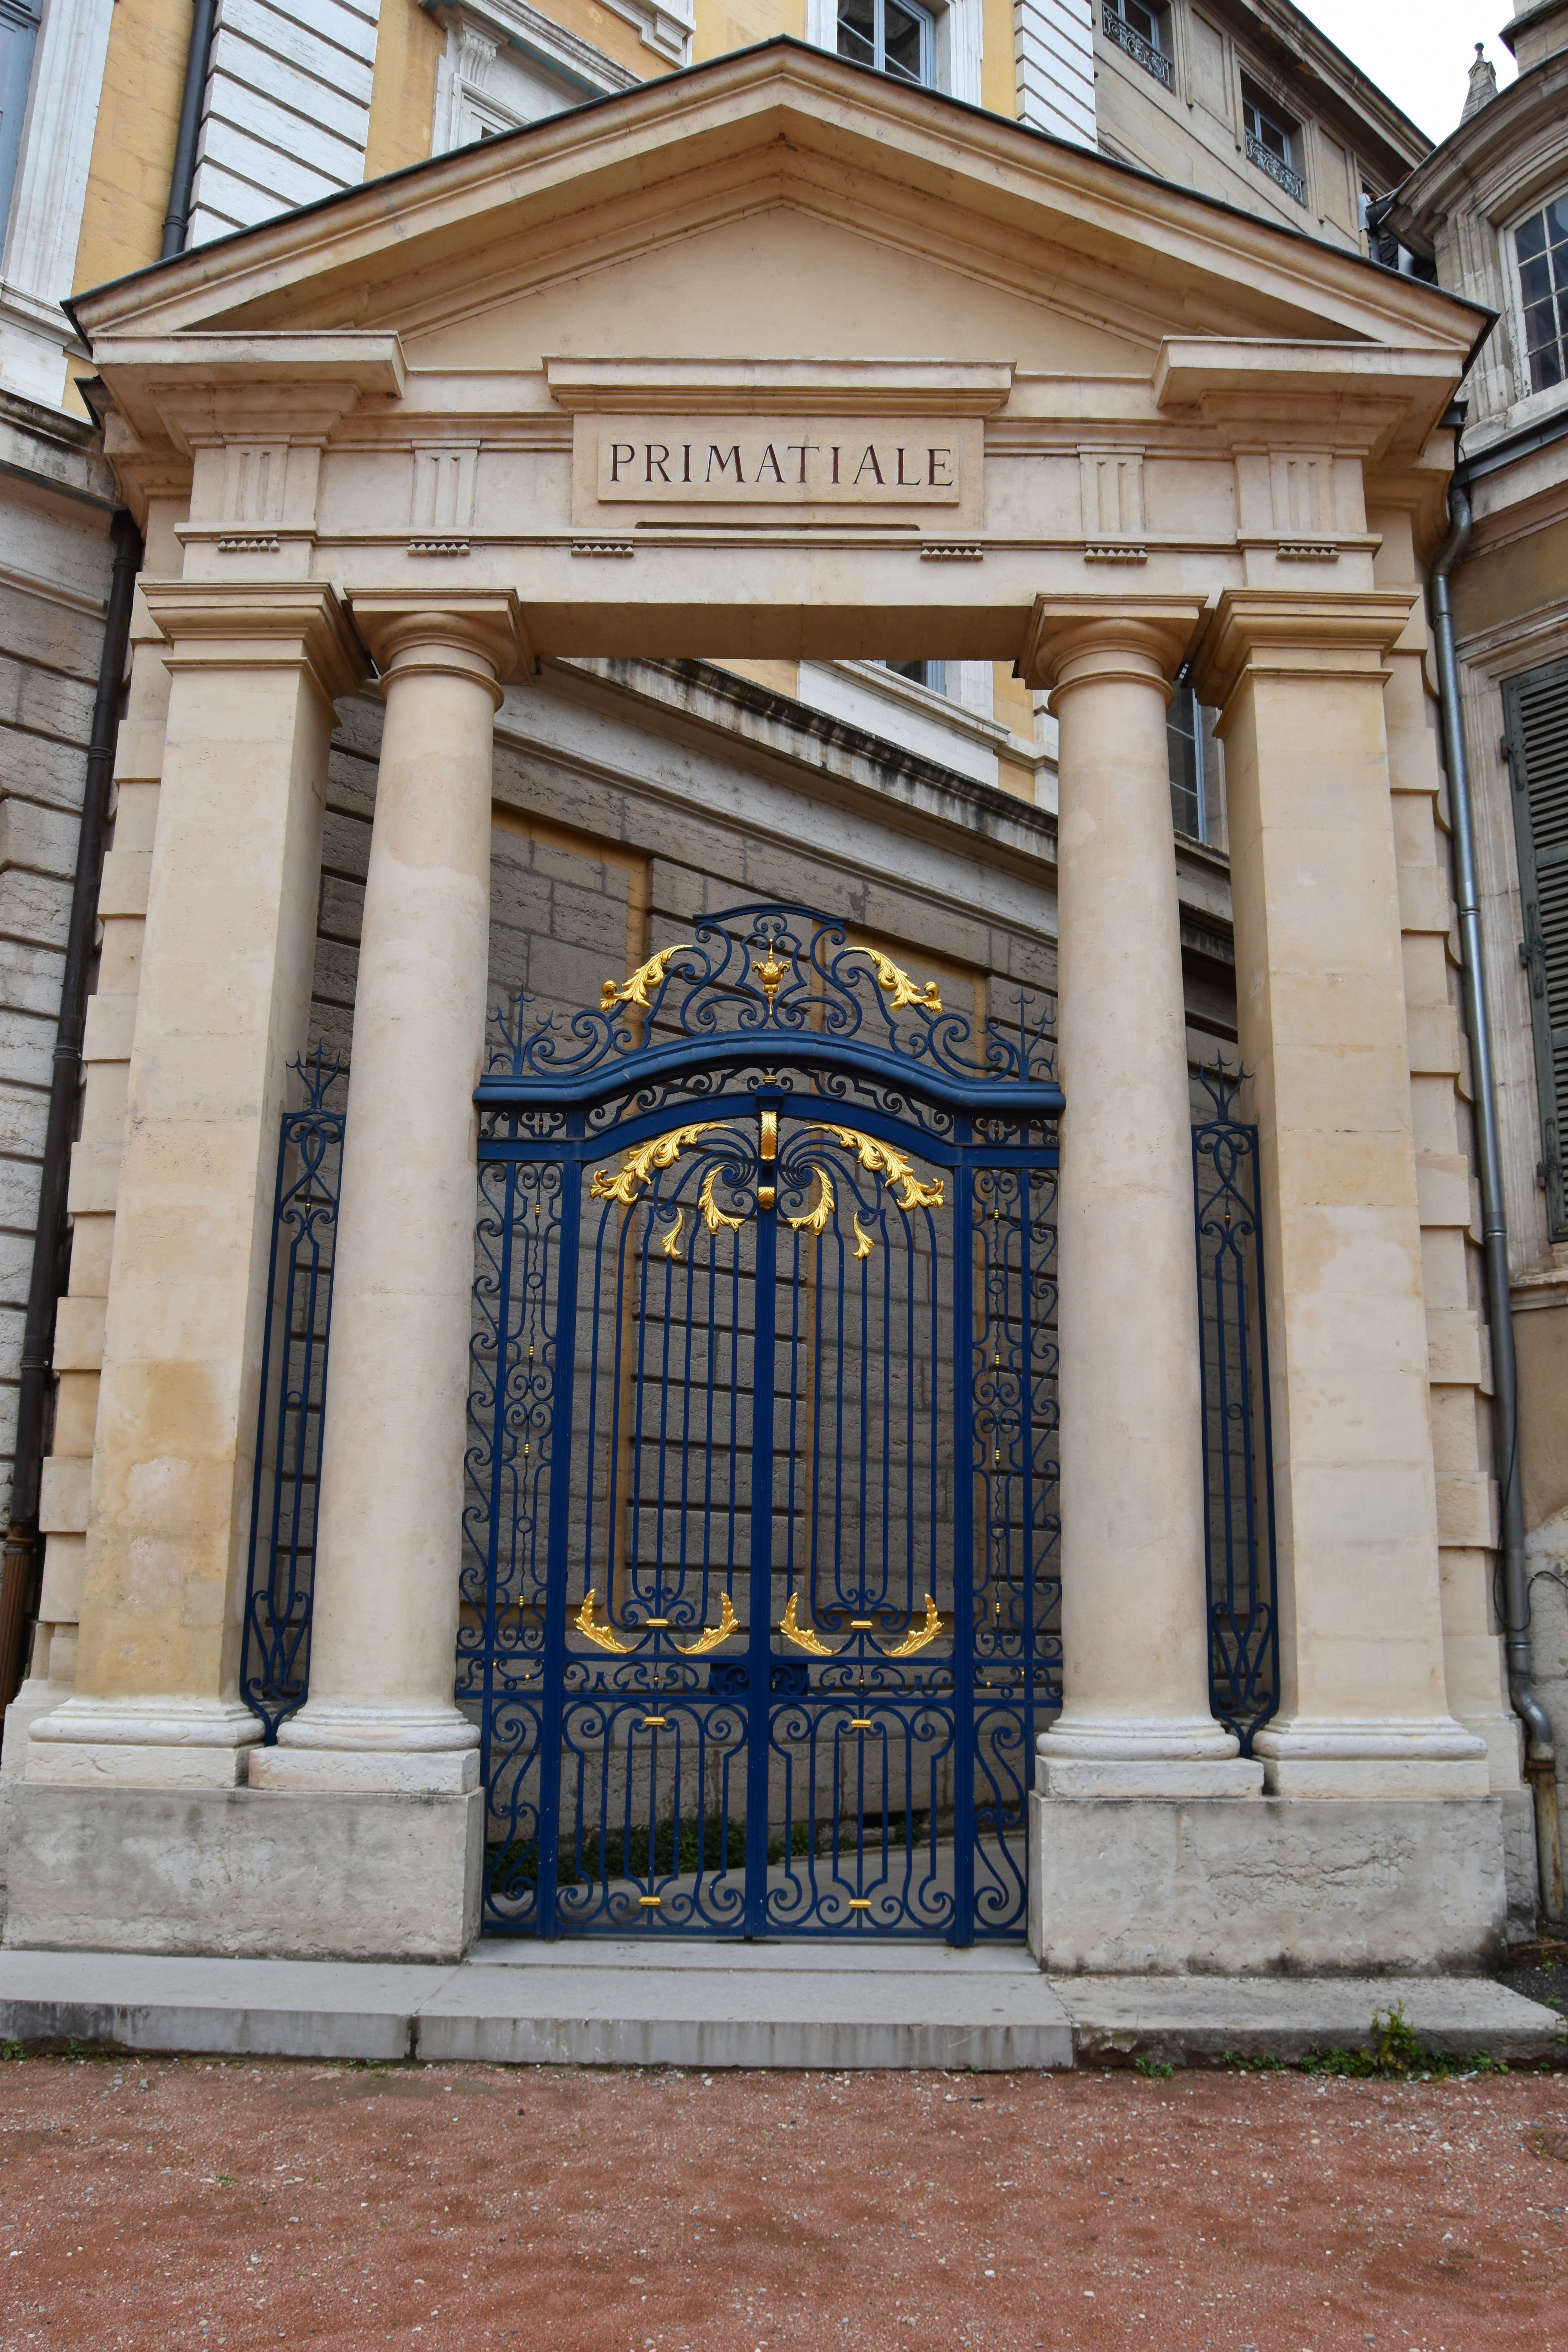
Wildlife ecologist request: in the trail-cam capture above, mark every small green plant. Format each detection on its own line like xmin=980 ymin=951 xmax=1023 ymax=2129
xmin=1302 ymin=2003 xmax=1510 ymax=2082
xmin=1134 ymin=2054 xmax=1176 ymax=2079
xmin=0 ymin=2040 xmax=24 ymax=2062
xmin=1221 ymin=2048 xmax=1282 ymax=2073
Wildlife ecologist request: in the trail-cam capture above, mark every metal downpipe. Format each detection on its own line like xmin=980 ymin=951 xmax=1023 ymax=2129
xmin=0 ymin=511 xmax=142 ymax=1718
xmin=1430 ymin=473 xmax=1563 ymax=1926
xmin=160 ymin=0 xmax=219 ymax=260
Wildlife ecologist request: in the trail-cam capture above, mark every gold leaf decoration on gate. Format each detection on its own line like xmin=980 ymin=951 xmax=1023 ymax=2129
xmin=851 ymin=1211 xmax=875 ymax=1260
xmin=805 ymin=1124 xmax=945 ymax=1213
xmin=659 ymin=1208 xmax=686 ymax=1261
xmin=590 ymin=1122 xmax=724 ymax=1207
xmin=779 ymin=1592 xmax=842 ymax=1657
xmin=850 ymin=947 xmax=943 ymax=1014
xmin=880 ymin=1594 xmax=944 ymax=1658
xmin=785 ymin=1168 xmax=835 ymax=1236
xmin=698 ymin=1165 xmax=746 ymax=1234
xmin=601 ymin=943 xmax=696 ymax=1013
xmin=675 ymin=1590 xmax=739 ymax=1656
xmin=575 ymin=1588 xmax=633 ymax=1653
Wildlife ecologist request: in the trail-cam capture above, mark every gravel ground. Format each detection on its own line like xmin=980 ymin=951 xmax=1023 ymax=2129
xmin=0 ymin=2054 xmax=1566 ymax=2351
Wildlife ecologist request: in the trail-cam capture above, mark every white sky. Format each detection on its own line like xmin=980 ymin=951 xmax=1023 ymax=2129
xmin=1295 ymin=0 xmax=1518 ymax=141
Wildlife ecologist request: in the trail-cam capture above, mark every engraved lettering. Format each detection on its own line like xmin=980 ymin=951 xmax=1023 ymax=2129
xmin=610 ymin=443 xmax=635 ymax=483
xmin=896 ymin=447 xmax=915 ymax=486
xmin=787 ymin=443 xmax=819 ymax=483
xmin=854 ymin=446 xmax=884 ymax=485
xmin=682 ymin=445 xmax=692 ymax=483
xmin=928 ymin=448 xmax=953 ymax=486
xmin=832 ymin=446 xmax=841 ymax=484
xmin=755 ymin=443 xmax=785 ymax=484
xmin=646 ymin=444 xmax=671 ymax=483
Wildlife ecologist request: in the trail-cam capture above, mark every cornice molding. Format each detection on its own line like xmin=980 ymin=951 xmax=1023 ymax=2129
xmin=1017 ymin=594 xmax=1210 ymax=695
xmin=139 ymin=579 xmax=367 ymax=704
xmin=1190 ymin=586 xmax=1417 ymax=710
xmin=1386 ymin=53 xmax=1568 ymax=247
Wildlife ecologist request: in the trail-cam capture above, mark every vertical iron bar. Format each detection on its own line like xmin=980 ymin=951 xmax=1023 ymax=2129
xmin=745 ymin=1140 xmax=779 ymax=1936
xmin=535 ymin=1147 xmax=582 ymax=1939
xmin=950 ymin=1158 xmax=976 ymax=1945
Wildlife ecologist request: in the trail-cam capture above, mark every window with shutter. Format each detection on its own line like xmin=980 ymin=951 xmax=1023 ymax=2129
xmin=1504 ymin=655 xmax=1568 ymax=1243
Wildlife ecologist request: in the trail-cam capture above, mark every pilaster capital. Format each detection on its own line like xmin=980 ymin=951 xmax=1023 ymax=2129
xmin=346 ymin=589 xmax=533 ymax=698
xmin=1189 ymin=587 xmax=1418 ymax=713
xmin=1017 ymin=594 xmax=1208 ymax=708
xmin=138 ymin=579 xmax=367 ymax=704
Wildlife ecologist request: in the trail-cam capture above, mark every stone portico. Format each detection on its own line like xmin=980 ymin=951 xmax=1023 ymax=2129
xmin=1 ymin=44 xmax=1524 ymax=1971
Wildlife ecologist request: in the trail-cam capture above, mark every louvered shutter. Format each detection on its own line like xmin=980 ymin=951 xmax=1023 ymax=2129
xmin=1505 ymin=655 xmax=1568 ymax=1243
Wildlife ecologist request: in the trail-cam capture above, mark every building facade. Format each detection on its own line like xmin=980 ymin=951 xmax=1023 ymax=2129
xmin=0 ymin=0 xmax=1557 ymax=1967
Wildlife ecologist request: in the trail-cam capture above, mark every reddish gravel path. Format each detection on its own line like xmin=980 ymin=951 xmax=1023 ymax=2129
xmin=0 ymin=2054 xmax=1565 ymax=2350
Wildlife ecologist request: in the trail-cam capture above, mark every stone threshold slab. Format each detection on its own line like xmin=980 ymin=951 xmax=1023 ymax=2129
xmin=0 ymin=1949 xmax=1559 ymax=2070
xmin=1053 ymin=1973 xmax=1567 ymax=2066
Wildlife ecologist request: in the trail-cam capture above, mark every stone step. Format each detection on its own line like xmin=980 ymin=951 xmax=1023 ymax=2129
xmin=0 ymin=1944 xmax=1559 ymax=2071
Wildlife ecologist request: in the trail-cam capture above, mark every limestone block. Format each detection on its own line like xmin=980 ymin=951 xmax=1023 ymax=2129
xmin=0 ymin=1082 xmax=46 ymax=1156
xmin=0 ymin=866 xmax=70 ymax=953
xmin=111 ymin=719 xmax=170 ymax=786
xmin=1396 ymin=858 xmax=1455 ymax=932
xmin=1426 ymin=1308 xmax=1483 ymax=1385
xmin=0 ymin=1007 xmax=54 ymax=1091
xmin=51 ymin=1294 xmax=105 ymax=1370
xmin=1407 ymin=1004 xmax=1462 ymax=1076
xmin=81 ymin=992 xmax=139 ymax=1062
xmin=95 ymin=850 xmax=152 ymax=919
xmin=65 ymin=1138 xmax=122 ymax=1216
xmin=1439 ymin=1477 xmax=1504 ymax=1552
xmin=1416 ymin=1158 xmax=1474 ymax=1228
xmin=37 ymin=1456 xmax=89 ymax=1536
xmin=0 ymin=797 xmax=80 ymax=882
xmin=1027 ymin=1792 xmax=1507 ymax=1973
xmin=3 ymin=1786 xmax=483 ymax=1963
xmin=36 ymin=1533 xmax=84 ymax=1622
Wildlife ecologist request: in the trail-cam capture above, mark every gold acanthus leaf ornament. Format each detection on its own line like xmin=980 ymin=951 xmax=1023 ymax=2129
xmin=853 ymin=947 xmax=942 ymax=1014
xmin=805 ymin=1125 xmax=945 ymax=1213
xmin=779 ymin=1592 xmax=842 ymax=1657
xmin=590 ymin=1123 xmax=728 ymax=1210
xmin=675 ymin=1590 xmax=739 ymax=1656
xmin=882 ymin=1594 xmax=944 ymax=1658
xmin=785 ymin=1169 xmax=835 ymax=1237
xmin=601 ymin=943 xmax=696 ymax=1014
xmin=575 ymin=1588 xmax=633 ymax=1653
xmin=698 ymin=1165 xmax=746 ymax=1235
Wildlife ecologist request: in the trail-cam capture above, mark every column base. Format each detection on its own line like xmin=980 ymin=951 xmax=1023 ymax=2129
xmin=1027 ymin=1788 xmax=1507 ymax=1973
xmin=4 ymin=1783 xmax=483 ymax=1962
xmin=1038 ymin=1711 xmax=1258 ymax=1797
xmin=24 ymin=1697 xmax=262 ymax=1788
xmin=263 ymin=1698 xmax=481 ymax=1793
xmin=1252 ymin=1717 xmax=1491 ymax=1799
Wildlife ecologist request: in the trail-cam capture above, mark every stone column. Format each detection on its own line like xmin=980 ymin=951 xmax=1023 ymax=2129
xmin=255 ymin=593 xmax=528 ymax=1795
xmin=1191 ymin=589 xmax=1489 ymax=1798
xmin=1020 ymin=597 xmax=1259 ymax=1796
xmin=26 ymin=584 xmax=364 ymax=1784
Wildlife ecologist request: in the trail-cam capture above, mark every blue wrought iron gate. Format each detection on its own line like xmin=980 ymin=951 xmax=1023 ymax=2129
xmin=461 ymin=907 xmax=1063 ymax=1941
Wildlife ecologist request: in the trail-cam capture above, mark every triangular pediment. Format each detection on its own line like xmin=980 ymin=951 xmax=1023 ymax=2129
xmin=71 ymin=40 xmax=1484 ymax=376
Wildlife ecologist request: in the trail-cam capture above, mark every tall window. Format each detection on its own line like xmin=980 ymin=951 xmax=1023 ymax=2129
xmin=1102 ymin=1 xmax=1173 ymax=93
xmin=1504 ymin=655 xmax=1568 ymax=1241
xmin=837 ymin=0 xmax=935 ymax=87
xmin=1516 ymin=194 xmax=1568 ymax=396
xmin=0 ymin=0 xmax=40 ymax=239
xmin=1241 ymin=78 xmax=1305 ymax=207
xmin=1167 ymin=683 xmax=1222 ymax=846
xmin=886 ymin=659 xmax=947 ymax=694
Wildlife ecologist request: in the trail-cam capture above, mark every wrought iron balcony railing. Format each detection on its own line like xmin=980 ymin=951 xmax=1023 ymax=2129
xmin=1102 ymin=4 xmax=1174 ymax=90
xmin=1245 ymin=129 xmax=1305 ymax=205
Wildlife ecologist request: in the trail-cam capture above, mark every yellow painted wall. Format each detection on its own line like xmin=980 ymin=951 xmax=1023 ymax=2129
xmin=694 ymin=0 xmax=806 ymax=63
xmin=74 ymin=0 xmax=190 ymax=296
xmin=980 ymin=0 xmax=1016 ymax=116
xmin=544 ymin=0 xmax=667 ymax=80
xmin=365 ymin=0 xmax=446 ymax=181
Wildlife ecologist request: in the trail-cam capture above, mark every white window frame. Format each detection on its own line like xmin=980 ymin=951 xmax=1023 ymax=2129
xmin=428 ymin=0 xmax=638 ymax=156
xmin=1504 ymin=183 xmax=1568 ymax=417
xmin=807 ymin=0 xmax=982 ymax=107
xmin=0 ymin=0 xmax=114 ymax=408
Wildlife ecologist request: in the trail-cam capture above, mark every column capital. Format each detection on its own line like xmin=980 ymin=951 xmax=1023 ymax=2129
xmin=1017 ymin=595 xmax=1209 ymax=708
xmin=139 ymin=579 xmax=367 ymax=705
xmin=1189 ymin=586 xmax=1418 ymax=713
xmin=346 ymin=589 xmax=533 ymax=696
